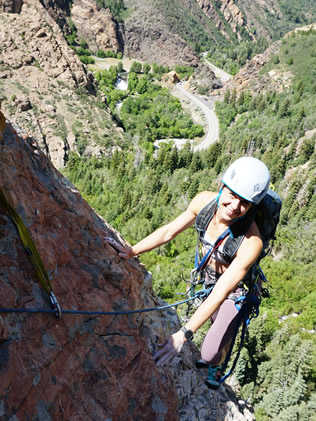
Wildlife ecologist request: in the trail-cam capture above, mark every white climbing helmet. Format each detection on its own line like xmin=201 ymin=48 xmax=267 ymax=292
xmin=222 ymin=157 xmax=270 ymax=205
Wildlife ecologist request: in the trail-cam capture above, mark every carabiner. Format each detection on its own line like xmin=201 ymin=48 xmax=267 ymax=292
xmin=190 ymin=268 xmax=196 ymax=282
xmin=49 ymin=291 xmax=62 ymax=318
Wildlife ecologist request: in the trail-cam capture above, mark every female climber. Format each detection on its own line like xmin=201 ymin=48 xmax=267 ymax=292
xmin=105 ymin=156 xmax=270 ymax=389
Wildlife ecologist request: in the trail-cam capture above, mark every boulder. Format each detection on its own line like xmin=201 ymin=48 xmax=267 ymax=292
xmin=0 ymin=0 xmax=22 ymax=13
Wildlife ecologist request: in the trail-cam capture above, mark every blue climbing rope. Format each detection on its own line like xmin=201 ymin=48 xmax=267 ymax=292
xmin=0 ymin=293 xmax=201 ymax=317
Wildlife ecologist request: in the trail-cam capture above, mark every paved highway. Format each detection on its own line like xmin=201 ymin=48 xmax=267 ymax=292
xmin=173 ymin=83 xmax=219 ymax=151
xmin=173 ymin=59 xmax=231 ymax=151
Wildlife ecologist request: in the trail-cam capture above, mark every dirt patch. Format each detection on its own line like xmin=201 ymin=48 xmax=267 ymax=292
xmin=268 ymin=69 xmax=293 ymax=91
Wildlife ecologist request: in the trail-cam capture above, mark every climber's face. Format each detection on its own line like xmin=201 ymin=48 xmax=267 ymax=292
xmin=218 ymin=187 xmax=252 ymax=221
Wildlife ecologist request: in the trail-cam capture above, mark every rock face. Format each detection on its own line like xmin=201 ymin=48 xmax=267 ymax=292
xmin=122 ymin=2 xmax=200 ymax=67
xmin=0 ymin=0 xmax=124 ymax=168
xmin=38 ymin=0 xmax=72 ymax=31
xmin=197 ymin=0 xmax=248 ymax=41
xmin=223 ymin=41 xmax=282 ymax=94
xmin=217 ymin=0 xmax=247 ymax=41
xmin=0 ymin=0 xmax=22 ymax=12
xmin=71 ymin=0 xmax=121 ymax=54
xmin=197 ymin=0 xmax=283 ymax=41
xmin=0 ymin=112 xmax=255 ymax=420
xmin=0 ymin=112 xmax=178 ymax=420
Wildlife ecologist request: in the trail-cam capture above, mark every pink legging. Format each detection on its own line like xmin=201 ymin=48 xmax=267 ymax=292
xmin=200 ymin=298 xmax=241 ymax=366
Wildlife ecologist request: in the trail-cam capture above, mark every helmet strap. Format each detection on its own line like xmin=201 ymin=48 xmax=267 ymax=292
xmin=216 ymin=186 xmax=223 ymax=205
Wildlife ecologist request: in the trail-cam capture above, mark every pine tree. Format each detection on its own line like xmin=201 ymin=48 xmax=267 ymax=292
xmin=179 ymin=142 xmax=193 ymax=168
xmin=170 ymin=147 xmax=179 ymax=171
xmin=283 ymin=372 xmax=307 ymax=407
xmin=234 ymin=348 xmax=249 ymax=385
xmin=159 ymin=183 xmax=171 ymax=205
xmin=188 ymin=178 xmax=199 ymax=199
xmin=278 ymin=99 xmax=291 ymax=118
xmin=120 ymin=189 xmax=132 ymax=209
xmin=190 ymin=154 xmax=202 ymax=172
xmin=230 ymin=88 xmax=237 ymax=107
xmin=224 ymin=89 xmax=230 ymax=104
xmin=278 ymin=405 xmax=300 ymax=421
xmin=298 ymin=394 xmax=316 ymax=421
xmin=237 ymin=91 xmax=245 ymax=107
xmin=162 ymin=150 xmax=174 ymax=173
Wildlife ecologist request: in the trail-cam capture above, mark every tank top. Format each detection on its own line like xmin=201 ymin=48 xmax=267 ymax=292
xmin=202 ymin=232 xmax=231 ymax=265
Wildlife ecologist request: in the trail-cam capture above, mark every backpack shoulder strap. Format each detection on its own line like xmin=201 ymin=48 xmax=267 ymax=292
xmin=222 ymin=207 xmax=256 ymax=262
xmin=195 ymin=198 xmax=217 ymax=237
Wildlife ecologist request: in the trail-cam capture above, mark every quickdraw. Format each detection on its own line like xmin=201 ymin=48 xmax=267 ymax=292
xmin=0 ymin=190 xmax=61 ymax=317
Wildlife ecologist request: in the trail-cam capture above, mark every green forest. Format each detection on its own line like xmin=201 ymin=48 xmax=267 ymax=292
xmin=63 ymin=29 xmax=316 ymax=420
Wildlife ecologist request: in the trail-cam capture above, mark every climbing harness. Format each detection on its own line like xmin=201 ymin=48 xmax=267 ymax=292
xmin=0 ymin=190 xmax=61 ymax=317
xmin=218 ymin=272 xmax=265 ymax=384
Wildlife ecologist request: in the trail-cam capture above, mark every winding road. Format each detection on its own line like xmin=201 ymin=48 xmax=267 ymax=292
xmin=171 ymin=59 xmax=231 ymax=151
xmin=202 ymin=52 xmax=232 ymax=83
xmin=174 ymin=83 xmax=219 ymax=151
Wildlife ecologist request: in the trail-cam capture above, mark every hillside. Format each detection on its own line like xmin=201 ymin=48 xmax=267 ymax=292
xmin=121 ymin=0 xmax=316 ymax=66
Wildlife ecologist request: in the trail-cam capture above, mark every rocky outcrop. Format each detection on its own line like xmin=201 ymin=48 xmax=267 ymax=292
xmin=223 ymin=41 xmax=281 ymax=94
xmin=0 ymin=112 xmax=255 ymax=420
xmin=71 ymin=0 xmax=121 ymax=54
xmin=161 ymin=70 xmax=181 ymax=88
xmin=122 ymin=0 xmax=202 ymax=67
xmin=196 ymin=0 xmax=247 ymax=41
xmin=190 ymin=64 xmax=222 ymax=92
xmin=236 ymin=0 xmax=282 ymax=40
xmin=217 ymin=0 xmax=247 ymax=41
xmin=39 ymin=0 xmax=71 ymax=31
xmin=122 ymin=21 xmax=199 ymax=67
xmin=0 ymin=112 xmax=178 ymax=420
xmin=0 ymin=0 xmax=124 ymax=168
xmin=0 ymin=0 xmax=22 ymax=13
xmin=196 ymin=0 xmax=226 ymax=38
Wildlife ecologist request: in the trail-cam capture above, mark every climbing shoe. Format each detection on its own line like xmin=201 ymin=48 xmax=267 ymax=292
xmin=196 ymin=359 xmax=209 ymax=369
xmin=205 ymin=365 xmax=222 ymax=390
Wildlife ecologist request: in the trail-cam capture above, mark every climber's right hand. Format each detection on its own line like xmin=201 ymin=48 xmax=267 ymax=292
xmin=153 ymin=331 xmax=185 ymax=366
xmin=103 ymin=237 xmax=134 ymax=260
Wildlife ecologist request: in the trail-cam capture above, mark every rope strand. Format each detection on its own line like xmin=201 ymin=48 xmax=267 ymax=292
xmin=0 ymin=294 xmax=200 ymax=317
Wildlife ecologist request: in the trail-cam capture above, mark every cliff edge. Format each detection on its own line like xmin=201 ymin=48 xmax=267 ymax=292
xmin=0 ymin=110 xmax=179 ymax=419
xmin=0 ymin=112 xmax=254 ymax=420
